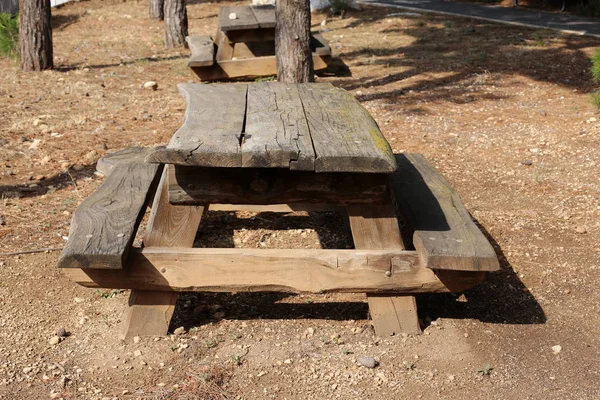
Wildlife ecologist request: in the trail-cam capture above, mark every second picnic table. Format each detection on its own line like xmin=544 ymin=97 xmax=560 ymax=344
xmin=59 ymin=82 xmax=499 ymax=339
xmin=187 ymin=5 xmax=331 ymax=81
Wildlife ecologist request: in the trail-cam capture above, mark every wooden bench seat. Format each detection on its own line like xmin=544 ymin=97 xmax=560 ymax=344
xmin=187 ymin=35 xmax=215 ymax=67
xmin=391 ymin=154 xmax=499 ymax=272
xmin=57 ymin=148 xmax=163 ymax=269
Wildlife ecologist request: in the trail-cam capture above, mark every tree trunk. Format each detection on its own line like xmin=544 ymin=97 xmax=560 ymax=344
xmin=149 ymin=0 xmax=164 ymax=20
xmin=19 ymin=0 xmax=53 ymax=71
xmin=275 ymin=0 xmax=313 ymax=83
xmin=164 ymin=0 xmax=188 ymax=48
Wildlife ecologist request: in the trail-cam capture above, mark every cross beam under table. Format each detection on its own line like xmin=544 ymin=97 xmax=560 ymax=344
xmin=61 ymin=154 xmax=498 ymax=339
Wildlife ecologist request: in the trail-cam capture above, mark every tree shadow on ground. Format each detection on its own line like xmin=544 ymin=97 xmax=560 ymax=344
xmin=418 ymin=220 xmax=546 ymax=327
xmin=329 ymin=9 xmax=598 ymax=106
xmin=55 ymin=55 xmax=188 ymax=72
xmin=52 ymin=12 xmax=81 ymax=31
xmin=0 ymin=164 xmax=96 ymax=200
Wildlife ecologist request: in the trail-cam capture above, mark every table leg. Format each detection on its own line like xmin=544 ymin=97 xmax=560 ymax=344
xmin=347 ymin=203 xmax=422 ymax=336
xmin=215 ymin=30 xmax=234 ymax=62
xmin=120 ymin=166 xmax=205 ymax=340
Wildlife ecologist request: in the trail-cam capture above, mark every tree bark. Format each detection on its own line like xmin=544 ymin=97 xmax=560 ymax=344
xmin=149 ymin=0 xmax=165 ymax=20
xmin=164 ymin=0 xmax=188 ymax=48
xmin=19 ymin=0 xmax=53 ymax=71
xmin=275 ymin=0 xmax=314 ymax=83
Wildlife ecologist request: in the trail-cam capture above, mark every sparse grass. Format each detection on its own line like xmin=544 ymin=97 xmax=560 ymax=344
xmin=477 ymin=364 xmax=493 ymax=376
xmin=590 ymin=49 xmax=600 ymax=108
xmin=158 ymin=364 xmax=233 ymax=400
xmin=0 ymin=12 xmax=18 ymax=59
xmin=591 ymin=90 xmax=600 ymax=108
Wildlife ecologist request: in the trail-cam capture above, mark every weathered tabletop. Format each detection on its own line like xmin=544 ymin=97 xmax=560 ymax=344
xmin=146 ymin=83 xmax=397 ymax=173
xmin=218 ymin=5 xmax=276 ymax=32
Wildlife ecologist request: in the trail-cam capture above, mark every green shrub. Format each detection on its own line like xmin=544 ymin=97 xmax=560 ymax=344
xmin=591 ymin=90 xmax=600 ymax=108
xmin=0 ymin=12 xmax=18 ymax=58
xmin=329 ymin=0 xmax=354 ymax=16
xmin=591 ymin=49 xmax=600 ymax=108
xmin=577 ymin=0 xmax=600 ymax=17
xmin=592 ymin=49 xmax=600 ymax=82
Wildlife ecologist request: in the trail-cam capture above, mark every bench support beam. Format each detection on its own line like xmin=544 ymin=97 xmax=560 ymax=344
xmin=348 ymin=202 xmax=422 ymax=336
xmin=120 ymin=166 xmax=204 ymax=340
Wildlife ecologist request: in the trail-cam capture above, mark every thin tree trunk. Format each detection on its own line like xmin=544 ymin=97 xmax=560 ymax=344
xmin=164 ymin=0 xmax=188 ymax=48
xmin=149 ymin=0 xmax=164 ymax=20
xmin=275 ymin=0 xmax=313 ymax=83
xmin=19 ymin=0 xmax=53 ymax=71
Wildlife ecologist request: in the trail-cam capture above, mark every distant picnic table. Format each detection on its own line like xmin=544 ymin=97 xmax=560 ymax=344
xmin=187 ymin=5 xmax=331 ymax=81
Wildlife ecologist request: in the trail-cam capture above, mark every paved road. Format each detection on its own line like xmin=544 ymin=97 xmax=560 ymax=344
xmin=360 ymin=0 xmax=600 ymax=37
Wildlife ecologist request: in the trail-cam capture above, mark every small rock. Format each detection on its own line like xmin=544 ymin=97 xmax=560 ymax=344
xmin=22 ymin=367 xmax=33 ymax=374
xmin=229 ymin=12 xmax=237 ymax=19
xmin=133 ymin=350 xmax=142 ymax=357
xmin=72 ymin=164 xmax=84 ymax=171
xmin=575 ymin=226 xmax=587 ymax=234
xmin=552 ymin=345 xmax=562 ymax=354
xmin=133 ymin=336 xmax=141 ymax=344
xmin=74 ymin=297 xmax=85 ymax=303
xmin=48 ymin=336 xmax=61 ymax=345
xmin=56 ymin=328 xmax=68 ymax=338
xmin=143 ymin=81 xmax=158 ymax=91
xmin=214 ymin=311 xmax=226 ymax=319
xmin=520 ymin=159 xmax=533 ymax=166
xmin=563 ymin=289 xmax=571 ymax=295
xmin=173 ymin=326 xmax=186 ymax=336
xmin=358 ymin=355 xmax=378 ymax=368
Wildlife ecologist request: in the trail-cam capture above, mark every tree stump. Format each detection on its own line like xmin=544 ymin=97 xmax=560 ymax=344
xmin=19 ymin=0 xmax=53 ymax=71
xmin=149 ymin=0 xmax=165 ymax=20
xmin=275 ymin=0 xmax=314 ymax=83
xmin=164 ymin=0 xmax=188 ymax=48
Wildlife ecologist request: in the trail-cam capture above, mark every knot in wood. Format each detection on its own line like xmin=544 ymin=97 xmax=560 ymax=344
xmin=249 ymin=176 xmax=270 ymax=193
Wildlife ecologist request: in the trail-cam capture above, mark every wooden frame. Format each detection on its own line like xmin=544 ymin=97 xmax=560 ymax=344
xmin=60 ymin=150 xmax=498 ymax=338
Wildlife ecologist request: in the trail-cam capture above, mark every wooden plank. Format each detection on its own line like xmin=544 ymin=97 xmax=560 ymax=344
xmin=168 ymin=166 xmax=390 ymax=205
xmin=391 ymin=154 xmax=499 ymax=272
xmin=250 ymin=5 xmax=276 ymax=28
xmin=208 ymin=203 xmax=341 ymax=212
xmin=348 ymin=203 xmax=421 ymax=336
xmin=243 ymin=82 xmax=315 ymax=170
xmin=96 ymin=146 xmax=164 ymax=176
xmin=367 ymin=295 xmax=421 ymax=336
xmin=219 ymin=6 xmax=259 ymax=32
xmin=63 ymin=247 xmax=486 ymax=293
xmin=119 ymin=166 xmax=204 ymax=340
xmin=225 ymin=28 xmax=274 ymax=44
xmin=215 ymin=29 xmax=234 ymax=62
xmin=311 ymin=32 xmax=331 ymax=56
xmin=347 ymin=203 xmax=406 ymax=250
xmin=57 ymin=163 xmax=163 ymax=269
xmin=145 ymin=83 xmax=246 ymax=167
xmin=187 ymin=35 xmax=214 ymax=67
xmin=190 ymin=53 xmax=329 ymax=81
xmin=297 ymin=83 xmax=397 ymax=173
xmin=232 ymin=42 xmax=256 ymax=59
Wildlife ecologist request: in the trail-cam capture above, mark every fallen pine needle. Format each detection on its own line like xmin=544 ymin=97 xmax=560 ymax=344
xmin=0 ymin=247 xmax=63 ymax=257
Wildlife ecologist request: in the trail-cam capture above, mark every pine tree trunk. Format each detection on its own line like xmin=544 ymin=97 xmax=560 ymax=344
xmin=275 ymin=0 xmax=313 ymax=83
xmin=149 ymin=0 xmax=164 ymax=20
xmin=164 ymin=0 xmax=188 ymax=48
xmin=19 ymin=0 xmax=53 ymax=71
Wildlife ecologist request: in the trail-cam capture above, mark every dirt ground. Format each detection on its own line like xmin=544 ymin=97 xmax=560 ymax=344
xmin=1 ymin=0 xmax=599 ymax=399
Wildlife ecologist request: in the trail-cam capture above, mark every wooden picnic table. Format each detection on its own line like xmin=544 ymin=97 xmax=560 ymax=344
xmin=187 ymin=5 xmax=331 ymax=81
xmin=58 ymin=83 xmax=499 ymax=339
